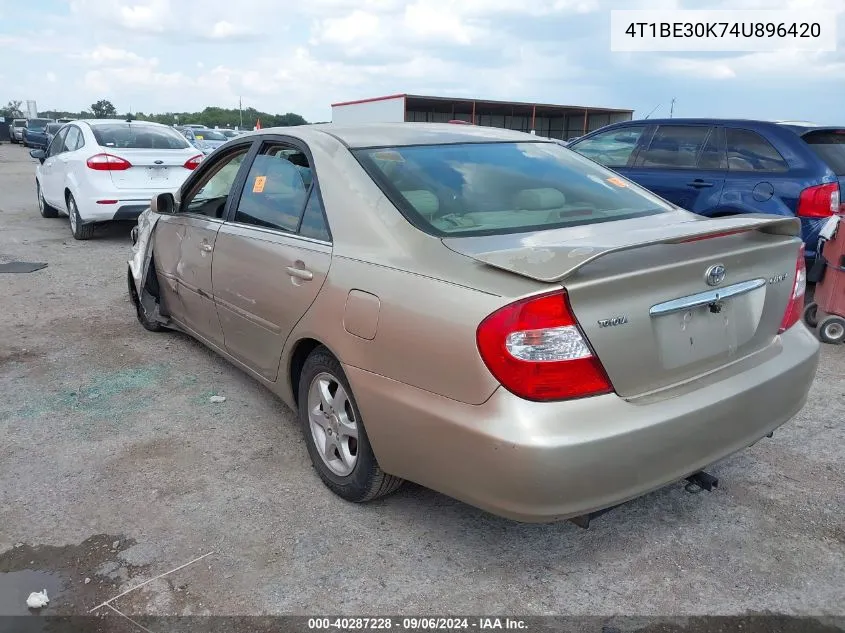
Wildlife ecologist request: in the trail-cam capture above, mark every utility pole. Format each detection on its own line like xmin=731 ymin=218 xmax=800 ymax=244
xmin=669 ymin=98 xmax=676 ymax=118
xmin=239 ymin=97 xmax=243 ymax=130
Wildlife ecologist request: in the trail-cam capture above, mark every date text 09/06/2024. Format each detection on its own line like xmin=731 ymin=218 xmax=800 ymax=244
xmin=307 ymin=617 xmax=528 ymax=630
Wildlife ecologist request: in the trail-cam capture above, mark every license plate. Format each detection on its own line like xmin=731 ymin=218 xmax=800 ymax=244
xmin=148 ymin=167 xmax=167 ymax=181
xmin=653 ymin=289 xmax=764 ymax=370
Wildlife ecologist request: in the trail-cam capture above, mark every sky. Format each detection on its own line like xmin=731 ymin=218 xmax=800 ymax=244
xmin=0 ymin=0 xmax=843 ymax=123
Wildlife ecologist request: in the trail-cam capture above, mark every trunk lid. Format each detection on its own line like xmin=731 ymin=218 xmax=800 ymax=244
xmin=107 ymin=149 xmax=197 ymax=191
xmin=444 ymin=212 xmax=804 ymax=398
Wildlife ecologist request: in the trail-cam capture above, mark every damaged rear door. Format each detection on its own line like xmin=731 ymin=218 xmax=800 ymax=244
xmin=153 ymin=143 xmax=254 ymax=348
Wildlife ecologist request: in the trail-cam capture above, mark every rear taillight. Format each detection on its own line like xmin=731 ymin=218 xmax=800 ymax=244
xmin=796 ymin=183 xmax=840 ymax=218
xmin=183 ymin=154 xmax=203 ymax=170
xmin=779 ymin=244 xmax=806 ymax=333
xmin=86 ymin=153 xmax=132 ymax=171
xmin=476 ymin=290 xmax=613 ymax=402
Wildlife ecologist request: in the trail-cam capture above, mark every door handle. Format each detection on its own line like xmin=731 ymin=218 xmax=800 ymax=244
xmin=687 ymin=179 xmax=715 ymax=188
xmin=199 ymin=242 xmax=213 ymax=252
xmin=286 ymin=265 xmax=313 ymax=281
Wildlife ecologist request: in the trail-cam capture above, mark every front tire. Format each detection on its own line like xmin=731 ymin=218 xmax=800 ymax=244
xmin=818 ymin=315 xmax=845 ymax=345
xmin=37 ymin=181 xmax=59 ymax=218
xmin=127 ymin=267 xmax=166 ymax=332
xmin=67 ymin=193 xmax=94 ymax=240
xmin=298 ymin=346 xmax=404 ymax=503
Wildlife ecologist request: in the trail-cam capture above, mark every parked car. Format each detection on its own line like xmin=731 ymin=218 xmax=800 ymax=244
xmin=22 ymin=118 xmax=54 ymax=148
xmin=9 ymin=118 xmax=27 ymax=143
xmin=127 ymin=123 xmax=819 ymax=523
xmin=220 ymin=129 xmax=242 ymax=139
xmin=180 ymin=127 xmax=229 ymax=154
xmin=30 ymin=119 xmax=203 ymax=240
xmin=568 ymin=119 xmax=845 ymax=260
xmin=44 ymin=122 xmax=63 ymax=147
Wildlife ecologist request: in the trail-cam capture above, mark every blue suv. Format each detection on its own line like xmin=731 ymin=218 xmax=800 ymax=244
xmin=568 ymin=119 xmax=845 ymax=259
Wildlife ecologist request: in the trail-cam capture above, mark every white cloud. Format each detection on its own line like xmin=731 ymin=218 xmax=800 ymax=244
xmin=78 ymin=46 xmax=152 ymax=66
xmin=4 ymin=0 xmax=845 ymax=123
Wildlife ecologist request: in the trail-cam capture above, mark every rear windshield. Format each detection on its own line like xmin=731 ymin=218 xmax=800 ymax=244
xmin=27 ymin=119 xmax=51 ymax=130
xmin=353 ymin=142 xmax=672 ymax=237
xmin=13 ymin=119 xmax=27 ymax=127
xmin=91 ymin=124 xmax=191 ymax=149
xmin=194 ymin=129 xmax=227 ymax=141
xmin=802 ymin=130 xmax=845 ymax=175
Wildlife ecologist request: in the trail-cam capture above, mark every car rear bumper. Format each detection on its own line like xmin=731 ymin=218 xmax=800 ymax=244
xmin=346 ymin=324 xmax=820 ymax=522
xmin=76 ymin=191 xmax=160 ymax=223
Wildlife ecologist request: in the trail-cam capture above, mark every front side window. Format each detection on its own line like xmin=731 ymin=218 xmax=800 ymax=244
xmin=233 ymin=145 xmax=311 ymax=232
xmin=636 ymin=125 xmax=711 ymax=169
xmin=355 ymin=141 xmax=672 ymax=237
xmin=726 ymin=129 xmax=789 ymax=172
xmin=181 ymin=148 xmax=249 ymax=218
xmin=570 ymin=125 xmax=646 ymax=168
xmin=91 ymin=123 xmax=191 ymax=149
xmin=47 ymin=128 xmax=68 ymax=157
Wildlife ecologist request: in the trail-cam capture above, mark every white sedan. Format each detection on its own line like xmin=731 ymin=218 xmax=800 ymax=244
xmin=31 ymin=120 xmax=204 ymax=240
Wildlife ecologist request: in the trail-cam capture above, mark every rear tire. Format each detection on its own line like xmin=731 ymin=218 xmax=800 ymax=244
xmin=818 ymin=315 xmax=845 ymax=345
xmin=803 ymin=302 xmax=819 ymax=329
xmin=37 ymin=181 xmax=59 ymax=218
xmin=298 ymin=346 xmax=404 ymax=503
xmin=67 ymin=193 xmax=94 ymax=240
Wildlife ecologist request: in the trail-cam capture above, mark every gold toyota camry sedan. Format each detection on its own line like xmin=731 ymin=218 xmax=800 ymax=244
xmin=128 ymin=123 xmax=820 ymax=523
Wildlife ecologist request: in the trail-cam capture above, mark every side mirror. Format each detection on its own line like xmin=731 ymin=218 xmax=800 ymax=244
xmin=30 ymin=149 xmax=46 ymax=163
xmin=150 ymin=192 xmax=176 ymax=215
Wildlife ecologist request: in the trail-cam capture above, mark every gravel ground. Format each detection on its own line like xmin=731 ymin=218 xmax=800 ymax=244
xmin=0 ymin=142 xmax=843 ymax=622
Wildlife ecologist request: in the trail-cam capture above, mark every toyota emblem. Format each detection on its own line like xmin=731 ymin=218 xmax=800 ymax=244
xmin=705 ymin=264 xmax=727 ymax=287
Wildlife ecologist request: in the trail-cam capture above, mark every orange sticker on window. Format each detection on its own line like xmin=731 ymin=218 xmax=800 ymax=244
xmin=253 ymin=176 xmax=267 ymax=193
xmin=607 ymin=177 xmax=628 ymax=187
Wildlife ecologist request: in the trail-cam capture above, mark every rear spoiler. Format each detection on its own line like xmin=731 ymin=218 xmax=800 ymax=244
xmin=442 ymin=214 xmax=801 ymax=283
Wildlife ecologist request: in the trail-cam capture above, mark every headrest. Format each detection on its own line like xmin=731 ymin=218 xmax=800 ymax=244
xmin=513 ymin=188 xmax=566 ymax=210
xmin=402 ymin=190 xmax=440 ymax=218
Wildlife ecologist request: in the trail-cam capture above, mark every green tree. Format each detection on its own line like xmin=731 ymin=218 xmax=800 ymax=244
xmin=91 ymin=99 xmax=117 ymax=118
xmin=1 ymin=100 xmax=23 ymax=119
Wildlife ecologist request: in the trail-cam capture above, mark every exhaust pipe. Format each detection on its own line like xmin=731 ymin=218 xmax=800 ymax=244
xmin=685 ymin=470 xmax=719 ymax=493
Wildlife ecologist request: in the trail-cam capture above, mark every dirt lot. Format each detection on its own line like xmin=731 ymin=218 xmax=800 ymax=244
xmin=0 ymin=142 xmax=843 ymax=621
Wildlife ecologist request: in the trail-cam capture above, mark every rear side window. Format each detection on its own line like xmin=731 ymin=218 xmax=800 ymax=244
xmin=636 ymin=126 xmax=711 ymax=169
xmin=726 ymin=129 xmax=789 ymax=172
xmin=299 ymin=190 xmax=331 ymax=241
xmin=570 ymin=125 xmax=646 ymax=168
xmin=63 ymin=127 xmax=82 ymax=152
xmin=234 ymin=146 xmax=312 ymax=233
xmin=801 ymin=130 xmax=845 ymax=176
xmin=354 ymin=142 xmax=672 ymax=237
xmin=91 ymin=124 xmax=190 ymax=150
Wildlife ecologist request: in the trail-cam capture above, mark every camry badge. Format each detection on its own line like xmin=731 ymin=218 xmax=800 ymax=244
xmin=598 ymin=316 xmax=629 ymax=328
xmin=705 ymin=264 xmax=726 ymax=287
